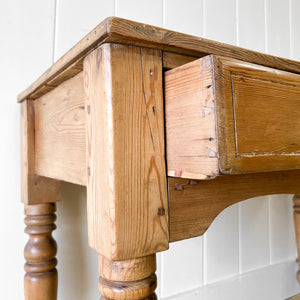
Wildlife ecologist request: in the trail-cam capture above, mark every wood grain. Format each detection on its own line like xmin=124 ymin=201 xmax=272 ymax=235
xmin=165 ymin=56 xmax=218 ymax=179
xmin=98 ymin=254 xmax=157 ymax=299
xmin=24 ymin=203 xmax=57 ymax=300
xmin=98 ymin=255 xmax=156 ymax=282
xmin=99 ymin=275 xmax=157 ymax=300
xmin=23 ymin=52 xmax=197 ymax=187
xmin=166 ymin=55 xmax=300 ymax=179
xmin=214 ymin=56 xmax=300 ymax=174
xmin=84 ymin=44 xmax=169 ymax=260
xmin=163 ymin=52 xmax=198 ymax=69
xmin=169 ymin=170 xmax=300 ymax=242
xmin=18 ymin=17 xmax=300 ymax=103
xmin=34 ymin=72 xmax=86 ymax=185
xmin=21 ymin=100 xmax=60 ymax=204
xmin=232 ymin=75 xmax=300 ymax=155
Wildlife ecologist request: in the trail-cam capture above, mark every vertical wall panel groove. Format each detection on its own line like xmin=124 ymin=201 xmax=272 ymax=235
xmin=290 ymin=0 xmax=300 ymax=61
xmin=265 ymin=0 xmax=290 ymax=57
xmin=288 ymin=0 xmax=293 ymax=59
xmin=264 ymin=0 xmax=268 ymax=53
xmin=161 ymin=238 xmax=204 ymax=298
xmin=3 ymin=1 xmax=57 ymax=299
xmin=164 ymin=0 xmax=203 ymax=36
xmin=235 ymin=0 xmax=239 ymax=46
xmin=237 ymin=0 xmax=270 ymax=275
xmin=265 ymin=0 xmax=296 ymax=269
xmin=269 ymin=195 xmax=297 ymax=264
xmin=240 ymin=197 xmax=270 ymax=272
xmin=54 ymin=0 xmax=114 ymax=60
xmin=202 ymin=0 xmax=239 ymax=286
xmin=116 ymin=0 xmax=163 ymax=26
xmin=52 ymin=0 xmax=58 ymax=63
xmin=203 ymin=0 xmax=237 ymax=44
xmin=264 ymin=0 xmax=272 ymax=266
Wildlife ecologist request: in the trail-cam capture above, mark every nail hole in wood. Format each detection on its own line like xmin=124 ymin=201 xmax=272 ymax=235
xmin=175 ymin=183 xmax=184 ymax=191
xmin=152 ymin=106 xmax=156 ymax=115
xmin=187 ymin=180 xmax=198 ymax=185
xmin=87 ymin=105 xmax=91 ymax=114
xmin=157 ymin=207 xmax=165 ymax=216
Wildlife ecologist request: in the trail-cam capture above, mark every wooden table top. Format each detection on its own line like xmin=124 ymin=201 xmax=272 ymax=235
xmin=18 ymin=16 xmax=300 ymax=103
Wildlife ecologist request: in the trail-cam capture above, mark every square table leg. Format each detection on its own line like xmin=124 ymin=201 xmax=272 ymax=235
xmin=83 ymin=43 xmax=169 ymax=298
xmin=21 ymin=100 xmax=60 ymax=300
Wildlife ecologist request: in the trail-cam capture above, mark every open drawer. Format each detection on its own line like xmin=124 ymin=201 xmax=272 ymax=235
xmin=165 ymin=55 xmax=300 ymax=179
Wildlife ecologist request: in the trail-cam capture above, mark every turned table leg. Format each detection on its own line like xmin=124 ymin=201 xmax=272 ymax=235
xmin=24 ymin=203 xmax=58 ymax=300
xmin=98 ymin=254 xmax=157 ymax=300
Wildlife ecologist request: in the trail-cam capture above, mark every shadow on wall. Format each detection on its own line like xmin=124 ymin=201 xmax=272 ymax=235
xmin=54 ymin=182 xmax=99 ymax=299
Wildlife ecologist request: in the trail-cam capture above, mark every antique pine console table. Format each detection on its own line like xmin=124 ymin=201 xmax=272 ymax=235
xmin=18 ymin=17 xmax=300 ymax=299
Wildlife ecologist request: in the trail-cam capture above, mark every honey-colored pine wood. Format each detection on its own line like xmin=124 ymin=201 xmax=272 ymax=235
xmin=165 ymin=55 xmax=218 ymax=179
xmin=98 ymin=254 xmax=157 ymax=300
xmin=18 ymin=17 xmax=300 ymax=103
xmin=30 ymin=52 xmax=199 ymax=187
xmin=18 ymin=16 xmax=300 ymax=297
xmin=166 ymin=55 xmax=300 ymax=179
xmin=34 ymin=72 xmax=86 ymax=185
xmin=24 ymin=203 xmax=57 ymax=300
xmin=163 ymin=52 xmax=198 ymax=69
xmin=21 ymin=100 xmax=60 ymax=204
xmin=99 ymin=255 xmax=156 ymax=282
xmin=84 ymin=44 xmax=169 ymax=261
xmin=169 ymin=170 xmax=300 ymax=242
xmin=101 ymin=296 xmax=156 ymax=300
xmin=214 ymin=56 xmax=300 ymax=175
xmin=294 ymin=195 xmax=300 ymax=284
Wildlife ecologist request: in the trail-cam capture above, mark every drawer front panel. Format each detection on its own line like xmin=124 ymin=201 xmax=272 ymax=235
xmin=231 ymin=74 xmax=300 ymax=156
xmin=216 ymin=56 xmax=300 ymax=174
xmin=232 ymin=74 xmax=300 ymax=156
xmin=165 ymin=55 xmax=300 ymax=179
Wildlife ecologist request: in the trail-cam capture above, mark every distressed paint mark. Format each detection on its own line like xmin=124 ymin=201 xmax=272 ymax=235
xmin=237 ymin=151 xmax=300 ymax=157
xmin=203 ymin=106 xmax=214 ymax=117
xmin=192 ymin=137 xmax=214 ymax=142
xmin=174 ymin=170 xmax=182 ymax=177
xmin=206 ymin=147 xmax=218 ymax=158
xmin=222 ymin=168 xmax=233 ymax=175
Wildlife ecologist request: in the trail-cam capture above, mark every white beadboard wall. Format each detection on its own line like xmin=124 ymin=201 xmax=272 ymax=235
xmin=1 ymin=0 xmax=300 ymax=299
